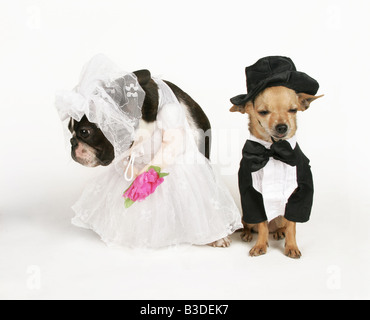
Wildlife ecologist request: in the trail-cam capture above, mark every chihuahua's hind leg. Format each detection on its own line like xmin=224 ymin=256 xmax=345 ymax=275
xmin=273 ymin=228 xmax=286 ymax=241
xmin=241 ymin=221 xmax=254 ymax=242
xmin=269 ymin=216 xmax=286 ymax=240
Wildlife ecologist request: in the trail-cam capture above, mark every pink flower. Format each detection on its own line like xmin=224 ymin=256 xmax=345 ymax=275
xmin=123 ymin=167 xmax=168 ymax=208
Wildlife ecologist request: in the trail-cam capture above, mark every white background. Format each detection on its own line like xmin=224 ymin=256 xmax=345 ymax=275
xmin=0 ymin=0 xmax=369 ymax=300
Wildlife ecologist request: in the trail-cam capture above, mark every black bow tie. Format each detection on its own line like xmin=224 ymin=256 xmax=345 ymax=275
xmin=242 ymin=139 xmax=297 ymax=172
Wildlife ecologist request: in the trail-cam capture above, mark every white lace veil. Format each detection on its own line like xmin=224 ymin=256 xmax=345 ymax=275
xmin=55 ymin=54 xmax=145 ymax=163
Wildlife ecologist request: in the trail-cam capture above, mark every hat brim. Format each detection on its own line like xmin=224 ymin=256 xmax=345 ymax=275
xmin=230 ymin=94 xmax=250 ymax=106
xmin=230 ymin=71 xmax=319 ymax=106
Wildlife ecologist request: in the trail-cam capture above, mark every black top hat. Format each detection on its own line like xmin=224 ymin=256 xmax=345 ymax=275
xmin=230 ymin=56 xmax=319 ymax=106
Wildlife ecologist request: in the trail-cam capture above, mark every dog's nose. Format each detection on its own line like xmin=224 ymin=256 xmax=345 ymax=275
xmin=70 ymin=137 xmax=78 ymax=147
xmin=276 ymin=124 xmax=288 ymax=134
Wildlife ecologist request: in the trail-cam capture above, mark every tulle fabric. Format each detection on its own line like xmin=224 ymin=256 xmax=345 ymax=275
xmin=70 ymin=77 xmax=242 ymax=248
xmin=72 ymin=159 xmax=242 ymax=248
xmin=55 ymin=54 xmax=145 ymax=166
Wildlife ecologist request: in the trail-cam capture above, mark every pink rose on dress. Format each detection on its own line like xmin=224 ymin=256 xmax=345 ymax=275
xmin=123 ymin=166 xmax=169 ymax=208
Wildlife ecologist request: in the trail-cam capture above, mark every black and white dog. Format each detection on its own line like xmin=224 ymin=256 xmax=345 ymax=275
xmin=68 ymin=70 xmax=211 ymax=168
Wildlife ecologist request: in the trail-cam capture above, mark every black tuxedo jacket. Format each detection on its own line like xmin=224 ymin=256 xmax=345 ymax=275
xmin=238 ymin=141 xmax=314 ymax=224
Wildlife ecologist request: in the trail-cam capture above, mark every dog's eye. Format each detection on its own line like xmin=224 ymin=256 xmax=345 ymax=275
xmin=289 ymin=109 xmax=298 ymax=114
xmin=79 ymin=129 xmax=91 ymax=138
xmin=258 ymin=111 xmax=270 ymax=116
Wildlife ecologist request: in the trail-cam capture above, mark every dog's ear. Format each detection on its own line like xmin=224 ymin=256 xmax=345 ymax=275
xmin=133 ymin=69 xmax=152 ymax=87
xmin=297 ymin=93 xmax=324 ymax=111
xmin=230 ymin=101 xmax=253 ymax=114
xmin=230 ymin=105 xmax=246 ymax=114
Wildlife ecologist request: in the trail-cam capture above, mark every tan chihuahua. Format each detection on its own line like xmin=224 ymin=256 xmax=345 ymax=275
xmin=230 ymin=57 xmax=323 ymax=258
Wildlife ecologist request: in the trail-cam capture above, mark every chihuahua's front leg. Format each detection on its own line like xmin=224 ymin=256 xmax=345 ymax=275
xmin=284 ymin=219 xmax=302 ymax=259
xmin=249 ymin=221 xmax=269 ymax=256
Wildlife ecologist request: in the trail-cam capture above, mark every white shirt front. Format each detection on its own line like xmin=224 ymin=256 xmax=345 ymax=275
xmin=249 ymin=135 xmax=298 ymax=221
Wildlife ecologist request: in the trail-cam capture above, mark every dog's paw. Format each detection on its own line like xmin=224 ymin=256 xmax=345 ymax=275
xmin=241 ymin=230 xmax=253 ymax=242
xmin=284 ymin=245 xmax=302 ymax=259
xmin=208 ymin=237 xmax=231 ymax=248
xmin=249 ymin=243 xmax=268 ymax=257
xmin=273 ymin=228 xmax=286 ymax=241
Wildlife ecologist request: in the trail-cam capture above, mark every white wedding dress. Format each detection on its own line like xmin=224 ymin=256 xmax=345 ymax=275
xmin=71 ymin=79 xmax=242 ymax=248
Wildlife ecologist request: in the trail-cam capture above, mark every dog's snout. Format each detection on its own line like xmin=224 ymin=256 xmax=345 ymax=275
xmin=70 ymin=137 xmax=78 ymax=147
xmin=276 ymin=124 xmax=288 ymax=135
xmin=101 ymin=159 xmax=112 ymax=166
